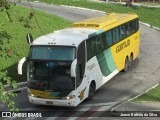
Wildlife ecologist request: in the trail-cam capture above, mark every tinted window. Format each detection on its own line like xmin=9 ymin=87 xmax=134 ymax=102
xmin=113 ymin=27 xmax=120 ymax=44
xmin=87 ymin=37 xmax=97 ymax=60
xmin=106 ymin=31 xmax=113 ymax=47
xmin=120 ymin=25 xmax=125 ymax=40
xmin=30 ymin=46 xmax=75 ymax=61
xmin=96 ymin=34 xmax=105 ymax=53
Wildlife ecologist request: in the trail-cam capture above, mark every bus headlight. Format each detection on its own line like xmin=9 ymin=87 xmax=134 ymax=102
xmin=63 ymin=95 xmax=75 ymax=100
xmin=28 ymin=90 xmax=35 ymax=97
xmin=28 ymin=92 xmax=35 ymax=97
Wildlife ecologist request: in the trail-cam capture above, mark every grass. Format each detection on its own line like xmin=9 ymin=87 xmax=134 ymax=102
xmin=31 ymin=0 xmax=160 ymax=27
xmin=0 ymin=5 xmax=72 ymax=82
xmin=132 ymin=85 xmax=160 ymax=102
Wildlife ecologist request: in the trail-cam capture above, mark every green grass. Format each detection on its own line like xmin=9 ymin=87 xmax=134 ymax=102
xmin=132 ymin=85 xmax=160 ymax=102
xmin=0 ymin=5 xmax=72 ymax=82
xmin=31 ymin=0 xmax=160 ymax=27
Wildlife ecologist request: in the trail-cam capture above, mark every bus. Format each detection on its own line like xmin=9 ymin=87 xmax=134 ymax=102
xmin=18 ymin=13 xmax=140 ymax=107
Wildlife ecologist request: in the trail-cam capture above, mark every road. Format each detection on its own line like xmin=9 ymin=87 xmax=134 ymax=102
xmin=1 ymin=1 xmax=160 ymax=119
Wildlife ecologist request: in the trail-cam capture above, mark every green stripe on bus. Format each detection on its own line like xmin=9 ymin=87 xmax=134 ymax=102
xmin=88 ymin=30 xmax=104 ymax=38
xmin=96 ymin=30 xmax=104 ymax=35
xmin=96 ymin=49 xmax=116 ymax=77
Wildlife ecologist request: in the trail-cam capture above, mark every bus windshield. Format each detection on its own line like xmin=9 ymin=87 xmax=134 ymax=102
xmin=28 ymin=46 xmax=76 ymax=91
xmin=28 ymin=61 xmax=75 ymax=91
xmin=29 ymin=46 xmax=76 ymax=61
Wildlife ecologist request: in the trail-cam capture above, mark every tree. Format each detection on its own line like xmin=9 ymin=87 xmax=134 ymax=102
xmin=0 ymin=0 xmax=19 ymax=112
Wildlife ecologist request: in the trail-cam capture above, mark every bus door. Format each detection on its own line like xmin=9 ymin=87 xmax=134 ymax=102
xmin=76 ymin=41 xmax=88 ymax=101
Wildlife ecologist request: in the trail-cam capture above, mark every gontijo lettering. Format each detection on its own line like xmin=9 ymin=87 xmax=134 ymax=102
xmin=116 ymin=40 xmax=130 ymax=53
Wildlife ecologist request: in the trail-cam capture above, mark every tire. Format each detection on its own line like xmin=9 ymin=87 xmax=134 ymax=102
xmin=123 ymin=57 xmax=130 ymax=72
xmin=86 ymin=83 xmax=95 ymax=101
xmin=130 ymin=54 xmax=134 ymax=65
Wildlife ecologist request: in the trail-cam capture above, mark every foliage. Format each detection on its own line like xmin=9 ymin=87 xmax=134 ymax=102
xmin=0 ymin=71 xmax=19 ymax=112
xmin=0 ymin=0 xmax=19 ymax=112
xmin=0 ymin=0 xmax=12 ymax=22
xmin=0 ymin=31 xmax=12 ymax=59
xmin=0 ymin=1 xmax=71 ymax=111
xmin=32 ymin=0 xmax=160 ymax=27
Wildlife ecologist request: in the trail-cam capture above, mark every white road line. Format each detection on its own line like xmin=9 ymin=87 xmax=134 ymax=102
xmin=45 ymin=112 xmax=63 ymax=120
xmin=79 ymin=102 xmax=118 ymax=107
xmin=97 ymin=105 xmax=111 ymax=111
xmin=24 ymin=117 xmax=37 ymax=120
xmin=128 ymin=83 xmax=160 ymax=101
xmin=87 ymin=105 xmax=111 ymax=119
xmin=66 ymin=107 xmax=90 ymax=120
xmin=3 ymin=117 xmax=16 ymax=120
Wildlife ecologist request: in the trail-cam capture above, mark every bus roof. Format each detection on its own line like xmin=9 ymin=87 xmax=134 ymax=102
xmin=72 ymin=13 xmax=138 ymax=30
xmin=33 ymin=13 xmax=138 ymax=47
xmin=32 ymin=28 xmax=97 ymax=47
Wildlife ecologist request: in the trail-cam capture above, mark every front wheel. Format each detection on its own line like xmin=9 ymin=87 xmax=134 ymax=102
xmin=86 ymin=83 xmax=95 ymax=101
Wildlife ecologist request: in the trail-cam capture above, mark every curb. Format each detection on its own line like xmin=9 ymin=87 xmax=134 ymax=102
xmin=4 ymin=82 xmax=27 ymax=91
xmin=140 ymin=22 xmax=160 ymax=31
xmin=91 ymin=0 xmax=160 ymax=8
xmin=60 ymin=5 xmax=106 ymax=14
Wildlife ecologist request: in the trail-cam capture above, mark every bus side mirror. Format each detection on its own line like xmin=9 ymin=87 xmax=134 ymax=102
xmin=18 ymin=57 xmax=26 ymax=75
xmin=26 ymin=33 xmax=33 ymax=45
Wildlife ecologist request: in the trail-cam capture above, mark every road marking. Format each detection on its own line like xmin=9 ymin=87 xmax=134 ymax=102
xmin=45 ymin=112 xmax=63 ymax=120
xmin=3 ymin=118 xmax=15 ymax=120
xmin=128 ymin=83 xmax=159 ymax=101
xmin=87 ymin=105 xmax=113 ymax=119
xmin=24 ymin=117 xmax=37 ymax=120
xmin=66 ymin=107 xmax=91 ymax=120
xmin=79 ymin=102 xmax=118 ymax=107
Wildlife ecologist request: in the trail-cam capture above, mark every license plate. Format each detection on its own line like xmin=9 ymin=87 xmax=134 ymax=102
xmin=46 ymin=101 xmax=53 ymax=105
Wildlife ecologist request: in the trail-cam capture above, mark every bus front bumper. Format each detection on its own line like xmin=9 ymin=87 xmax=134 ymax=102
xmin=29 ymin=96 xmax=78 ymax=107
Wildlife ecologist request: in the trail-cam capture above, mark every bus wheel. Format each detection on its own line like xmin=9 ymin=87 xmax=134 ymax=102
xmin=130 ymin=54 xmax=134 ymax=65
xmin=87 ymin=82 xmax=95 ymax=101
xmin=123 ymin=57 xmax=130 ymax=72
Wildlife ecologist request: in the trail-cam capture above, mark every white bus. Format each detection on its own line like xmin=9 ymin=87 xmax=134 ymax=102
xmin=18 ymin=13 xmax=140 ymax=107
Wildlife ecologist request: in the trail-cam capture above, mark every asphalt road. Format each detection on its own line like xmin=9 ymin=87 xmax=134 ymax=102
xmin=1 ymin=1 xmax=160 ymax=117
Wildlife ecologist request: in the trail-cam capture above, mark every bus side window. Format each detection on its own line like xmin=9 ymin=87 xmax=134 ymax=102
xmin=106 ymin=31 xmax=113 ymax=47
xmin=102 ymin=33 xmax=107 ymax=49
xmin=87 ymin=39 xmax=93 ymax=61
xmin=125 ymin=23 xmax=130 ymax=37
xmin=113 ymin=27 xmax=120 ymax=44
xmin=130 ymin=21 xmax=135 ymax=34
xmin=96 ymin=34 xmax=104 ymax=53
xmin=92 ymin=38 xmax=97 ymax=54
xmin=136 ymin=18 xmax=139 ymax=31
xmin=120 ymin=25 xmax=125 ymax=40
xmin=86 ymin=37 xmax=97 ymax=61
